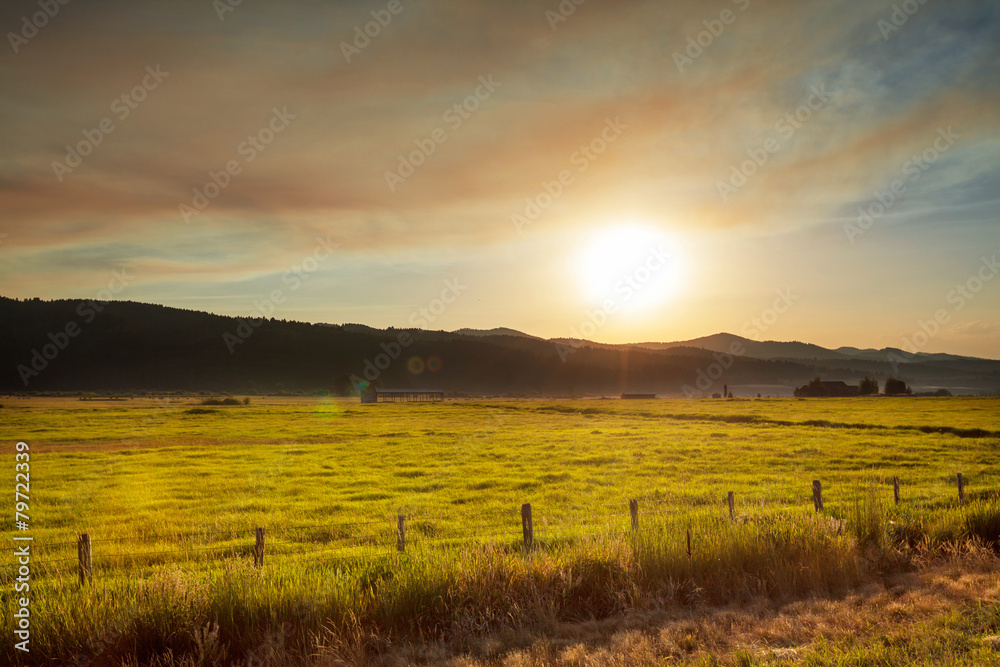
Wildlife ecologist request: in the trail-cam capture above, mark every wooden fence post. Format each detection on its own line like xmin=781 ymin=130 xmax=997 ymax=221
xmin=957 ymin=473 xmax=965 ymax=502
xmin=397 ymin=515 xmax=406 ymax=553
xmin=521 ymin=503 xmax=533 ymax=549
xmin=686 ymin=528 xmax=692 ymax=560
xmin=629 ymin=499 xmax=639 ymax=532
xmin=254 ymin=527 xmax=265 ymax=567
xmin=727 ymin=491 xmax=735 ymax=520
xmin=812 ymin=480 xmax=823 ymax=512
xmin=893 ymin=476 xmax=900 ymax=505
xmin=77 ymin=533 xmax=92 ymax=585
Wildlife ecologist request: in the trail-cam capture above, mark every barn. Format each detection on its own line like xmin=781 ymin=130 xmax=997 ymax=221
xmin=361 ymin=389 xmax=445 ymax=403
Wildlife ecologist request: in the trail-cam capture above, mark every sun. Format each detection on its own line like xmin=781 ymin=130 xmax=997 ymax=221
xmin=574 ymin=223 xmax=686 ymax=313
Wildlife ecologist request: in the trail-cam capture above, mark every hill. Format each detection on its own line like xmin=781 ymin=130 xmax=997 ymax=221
xmin=451 ymin=327 xmax=540 ymax=339
xmin=1 ymin=296 xmax=998 ymax=395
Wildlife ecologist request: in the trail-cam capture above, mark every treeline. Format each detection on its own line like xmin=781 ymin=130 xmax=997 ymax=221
xmin=0 ymin=297 xmax=995 ymax=395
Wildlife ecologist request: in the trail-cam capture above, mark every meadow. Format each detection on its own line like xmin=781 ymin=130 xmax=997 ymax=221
xmin=1 ymin=395 xmax=999 ymax=665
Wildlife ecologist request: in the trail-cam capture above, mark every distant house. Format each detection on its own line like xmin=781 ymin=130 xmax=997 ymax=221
xmin=821 ymin=381 xmax=859 ymax=397
xmin=362 ymin=389 xmax=444 ymax=404
xmin=794 ymin=379 xmax=860 ymax=398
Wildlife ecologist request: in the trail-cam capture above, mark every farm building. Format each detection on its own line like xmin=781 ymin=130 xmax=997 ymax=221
xmin=361 ymin=389 xmax=444 ymax=403
xmin=793 ymin=380 xmax=860 ymax=397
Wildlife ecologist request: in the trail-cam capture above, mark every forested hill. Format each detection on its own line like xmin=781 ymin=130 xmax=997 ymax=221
xmin=1 ymin=297 xmax=998 ymax=395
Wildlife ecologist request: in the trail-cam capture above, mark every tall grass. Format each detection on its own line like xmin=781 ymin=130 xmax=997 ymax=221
xmin=889 ymin=499 xmax=1000 ymax=548
xmin=7 ymin=500 xmax=999 ymax=664
xmin=0 ymin=510 xmax=864 ymax=664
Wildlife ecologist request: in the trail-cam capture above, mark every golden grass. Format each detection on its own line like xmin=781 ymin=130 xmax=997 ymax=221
xmin=2 ymin=396 xmax=998 ymax=665
xmin=317 ymin=547 xmax=1000 ymax=667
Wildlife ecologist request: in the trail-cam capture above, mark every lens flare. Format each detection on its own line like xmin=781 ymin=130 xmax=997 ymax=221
xmin=407 ymin=356 xmax=426 ymax=374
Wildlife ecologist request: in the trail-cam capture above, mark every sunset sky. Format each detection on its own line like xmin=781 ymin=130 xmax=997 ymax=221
xmin=2 ymin=0 xmax=999 ymax=357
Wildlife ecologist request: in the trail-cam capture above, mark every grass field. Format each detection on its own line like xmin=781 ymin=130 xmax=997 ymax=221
xmin=2 ymin=396 xmax=999 ymax=665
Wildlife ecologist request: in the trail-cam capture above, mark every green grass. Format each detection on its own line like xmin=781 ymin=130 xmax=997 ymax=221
xmin=1 ymin=396 xmax=998 ymax=664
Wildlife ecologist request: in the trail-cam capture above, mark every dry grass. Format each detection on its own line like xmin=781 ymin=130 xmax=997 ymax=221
xmin=312 ymin=546 xmax=1000 ymax=667
xmin=95 ymin=544 xmax=1000 ymax=666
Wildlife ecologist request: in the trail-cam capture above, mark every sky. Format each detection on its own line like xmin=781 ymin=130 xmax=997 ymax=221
xmin=1 ymin=0 xmax=999 ymax=358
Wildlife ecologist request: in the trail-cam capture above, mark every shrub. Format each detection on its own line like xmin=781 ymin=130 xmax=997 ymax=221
xmin=200 ymin=398 xmax=242 ymax=406
xmin=884 ymin=378 xmax=911 ymax=395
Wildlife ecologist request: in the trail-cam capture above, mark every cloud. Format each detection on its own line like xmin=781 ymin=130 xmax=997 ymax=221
xmin=0 ymin=0 xmax=998 ymax=356
xmin=951 ymin=321 xmax=1000 ymax=338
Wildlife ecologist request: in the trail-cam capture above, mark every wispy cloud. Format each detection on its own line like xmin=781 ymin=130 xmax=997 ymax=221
xmin=1 ymin=0 xmax=998 ymax=355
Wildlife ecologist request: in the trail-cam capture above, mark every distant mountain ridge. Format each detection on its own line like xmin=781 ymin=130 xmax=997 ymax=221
xmin=507 ymin=330 xmax=991 ymax=365
xmin=451 ymin=327 xmax=540 ymax=340
xmin=633 ymin=332 xmax=846 ymax=360
xmin=1 ymin=296 xmax=998 ymax=395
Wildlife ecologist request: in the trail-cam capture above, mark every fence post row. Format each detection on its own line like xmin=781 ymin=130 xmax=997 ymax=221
xmin=254 ymin=527 xmax=265 ymax=567
xmin=69 ymin=473 xmax=974 ymax=582
xmin=812 ymin=480 xmax=824 ymax=512
xmin=77 ymin=533 xmax=92 ymax=586
xmin=521 ymin=503 xmax=533 ymax=549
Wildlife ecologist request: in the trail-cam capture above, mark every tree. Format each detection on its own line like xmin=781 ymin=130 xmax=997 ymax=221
xmin=858 ymin=376 xmax=879 ymax=396
xmin=884 ymin=377 xmax=911 ymax=396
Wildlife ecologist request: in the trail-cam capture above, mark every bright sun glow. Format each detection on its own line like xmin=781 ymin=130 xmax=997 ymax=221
xmin=575 ymin=223 xmax=687 ymax=313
